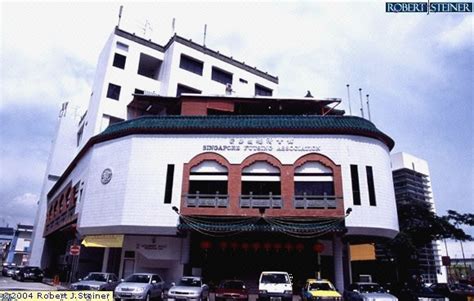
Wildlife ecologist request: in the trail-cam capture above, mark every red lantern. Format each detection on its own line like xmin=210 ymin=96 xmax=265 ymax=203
xmin=273 ymin=242 xmax=283 ymax=252
xmin=295 ymin=242 xmax=305 ymax=252
xmin=241 ymin=242 xmax=250 ymax=252
xmin=263 ymin=242 xmax=272 ymax=252
xmin=230 ymin=241 xmax=239 ymax=251
xmin=252 ymin=242 xmax=261 ymax=252
xmin=313 ymin=242 xmax=325 ymax=253
xmin=200 ymin=240 xmax=212 ymax=250
xmin=284 ymin=242 xmax=294 ymax=252
xmin=219 ymin=241 xmax=228 ymax=251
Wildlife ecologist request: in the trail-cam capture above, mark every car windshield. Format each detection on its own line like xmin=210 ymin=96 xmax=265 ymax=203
xmin=125 ymin=274 xmax=150 ymax=283
xmin=221 ymin=281 xmax=245 ymax=289
xmin=178 ymin=278 xmax=202 ymax=287
xmin=261 ymin=274 xmax=289 ymax=284
xmin=84 ymin=273 xmax=107 ymax=282
xmin=25 ymin=267 xmax=41 ymax=272
xmin=358 ymin=284 xmax=384 ymax=293
xmin=309 ymin=283 xmax=334 ymax=291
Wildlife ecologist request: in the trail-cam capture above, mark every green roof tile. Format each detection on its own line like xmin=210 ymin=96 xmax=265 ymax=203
xmin=99 ymin=115 xmax=394 ymax=149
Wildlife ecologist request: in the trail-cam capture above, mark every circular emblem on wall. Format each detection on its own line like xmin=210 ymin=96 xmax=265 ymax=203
xmin=101 ymin=168 xmax=113 ymax=184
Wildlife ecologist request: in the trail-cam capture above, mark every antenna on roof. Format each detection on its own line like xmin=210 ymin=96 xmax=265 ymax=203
xmin=346 ymin=84 xmax=352 ymax=115
xmin=366 ymin=94 xmax=371 ymax=121
xmin=117 ymin=5 xmax=123 ymax=28
xmin=359 ymin=88 xmax=365 ymax=118
xmin=142 ymin=20 xmax=153 ymax=38
xmin=172 ymin=17 xmax=176 ymax=35
xmin=203 ymin=24 xmax=207 ymax=47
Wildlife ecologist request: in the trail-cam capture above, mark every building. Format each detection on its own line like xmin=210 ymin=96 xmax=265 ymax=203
xmin=0 ymin=227 xmax=15 ymax=264
xmin=391 ymin=152 xmax=443 ymax=283
xmin=30 ymin=25 xmax=399 ymax=291
xmin=4 ymin=224 xmax=33 ymax=266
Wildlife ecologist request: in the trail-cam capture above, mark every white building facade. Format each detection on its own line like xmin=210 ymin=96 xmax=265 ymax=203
xmin=30 ymin=26 xmax=399 ymax=291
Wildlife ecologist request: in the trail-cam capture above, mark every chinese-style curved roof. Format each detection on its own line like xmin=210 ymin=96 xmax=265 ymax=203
xmin=99 ymin=115 xmax=394 ymax=150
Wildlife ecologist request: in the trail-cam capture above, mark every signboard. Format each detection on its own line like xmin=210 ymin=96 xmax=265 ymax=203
xmin=69 ymin=244 xmax=81 ymax=256
xmin=81 ymin=235 xmax=124 ymax=248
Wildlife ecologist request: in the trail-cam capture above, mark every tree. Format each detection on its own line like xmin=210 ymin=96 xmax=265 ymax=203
xmin=380 ymin=199 xmax=472 ymax=283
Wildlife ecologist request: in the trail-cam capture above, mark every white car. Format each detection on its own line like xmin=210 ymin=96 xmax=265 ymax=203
xmin=167 ymin=276 xmax=209 ymax=301
xmin=114 ymin=273 xmax=165 ymax=301
xmin=258 ymin=271 xmax=293 ymax=301
xmin=343 ymin=282 xmax=398 ymax=301
xmin=71 ymin=272 xmax=119 ymax=291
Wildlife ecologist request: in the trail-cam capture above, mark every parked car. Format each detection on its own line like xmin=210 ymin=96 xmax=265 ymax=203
xmin=301 ymin=278 xmax=342 ymax=301
xmin=13 ymin=266 xmax=44 ymax=282
xmin=167 ymin=276 xmax=210 ymax=301
xmin=343 ymin=282 xmax=397 ymax=301
xmin=215 ymin=280 xmax=248 ymax=301
xmin=11 ymin=266 xmax=23 ymax=280
xmin=71 ymin=272 xmax=119 ymax=291
xmin=1 ymin=264 xmax=16 ymax=277
xmin=114 ymin=273 xmax=165 ymax=301
xmin=429 ymin=282 xmax=474 ymax=301
xmin=258 ymin=271 xmax=293 ymax=301
xmin=391 ymin=282 xmax=448 ymax=301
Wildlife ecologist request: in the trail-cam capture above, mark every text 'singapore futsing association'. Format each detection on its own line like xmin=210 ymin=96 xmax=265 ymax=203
xmin=0 ymin=291 xmax=112 ymax=301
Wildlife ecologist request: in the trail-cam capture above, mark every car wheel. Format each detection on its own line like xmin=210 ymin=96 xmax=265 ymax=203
xmin=144 ymin=292 xmax=151 ymax=301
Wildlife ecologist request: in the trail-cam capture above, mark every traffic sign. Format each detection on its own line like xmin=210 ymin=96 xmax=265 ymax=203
xmin=70 ymin=244 xmax=81 ymax=256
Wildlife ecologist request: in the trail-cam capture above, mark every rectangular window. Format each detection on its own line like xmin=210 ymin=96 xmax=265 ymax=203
xmin=134 ymin=88 xmax=144 ymax=95
xmin=176 ymin=84 xmax=202 ymax=96
xmin=350 ymin=165 xmax=361 ymax=205
xmin=112 ymin=53 xmax=126 ymax=69
xmin=239 ymin=78 xmax=248 ymax=84
xmin=179 ymin=54 xmax=203 ymax=75
xmin=366 ymin=166 xmax=376 ymax=206
xmin=211 ymin=66 xmax=233 ymax=85
xmin=164 ymin=164 xmax=174 ymax=204
xmin=109 ymin=115 xmax=124 ymax=125
xmin=106 ymin=83 xmax=121 ymax=100
xmin=116 ymin=41 xmax=129 ymax=51
xmin=77 ymin=124 xmax=84 ymax=146
xmin=255 ymin=83 xmax=273 ymax=96
xmin=137 ymin=53 xmax=162 ymax=80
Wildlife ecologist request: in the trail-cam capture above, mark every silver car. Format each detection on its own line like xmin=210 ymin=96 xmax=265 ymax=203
xmin=343 ymin=282 xmax=398 ymax=301
xmin=114 ymin=273 xmax=165 ymax=301
xmin=167 ymin=276 xmax=209 ymax=301
xmin=71 ymin=272 xmax=120 ymax=291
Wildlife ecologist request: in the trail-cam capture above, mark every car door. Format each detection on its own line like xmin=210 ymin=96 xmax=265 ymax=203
xmin=151 ymin=275 xmax=164 ymax=298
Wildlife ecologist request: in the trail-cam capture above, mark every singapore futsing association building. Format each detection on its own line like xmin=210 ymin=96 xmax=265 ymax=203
xmin=29 ymin=24 xmax=398 ymax=291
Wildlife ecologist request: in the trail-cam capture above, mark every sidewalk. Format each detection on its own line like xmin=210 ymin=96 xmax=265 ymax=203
xmin=42 ymin=277 xmax=70 ymax=290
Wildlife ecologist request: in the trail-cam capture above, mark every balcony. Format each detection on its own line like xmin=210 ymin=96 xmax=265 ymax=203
xmin=184 ymin=193 xmax=229 ymax=208
xmin=239 ymin=192 xmax=283 ymax=208
xmin=294 ymin=194 xmax=338 ymax=209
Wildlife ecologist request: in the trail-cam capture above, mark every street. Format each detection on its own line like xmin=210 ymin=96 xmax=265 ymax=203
xmin=0 ymin=276 xmax=59 ymax=291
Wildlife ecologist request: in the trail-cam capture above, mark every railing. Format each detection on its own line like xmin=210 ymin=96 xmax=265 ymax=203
xmin=293 ymin=193 xmax=339 ymax=209
xmin=185 ymin=193 xmax=229 ymax=208
xmin=240 ymin=192 xmax=283 ymax=208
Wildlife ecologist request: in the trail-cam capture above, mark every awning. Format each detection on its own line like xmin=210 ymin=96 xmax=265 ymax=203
xmin=81 ymin=235 xmax=124 ymax=248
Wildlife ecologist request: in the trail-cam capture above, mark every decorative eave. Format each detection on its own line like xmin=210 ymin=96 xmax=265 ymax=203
xmin=47 ymin=115 xmax=394 ymax=199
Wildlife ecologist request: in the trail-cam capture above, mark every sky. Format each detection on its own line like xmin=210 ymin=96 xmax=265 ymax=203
xmin=0 ymin=1 xmax=472 ymax=235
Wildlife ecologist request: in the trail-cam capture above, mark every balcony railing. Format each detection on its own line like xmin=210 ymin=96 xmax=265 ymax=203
xmin=293 ymin=193 xmax=338 ymax=209
xmin=240 ymin=192 xmax=283 ymax=208
xmin=185 ymin=193 xmax=229 ymax=208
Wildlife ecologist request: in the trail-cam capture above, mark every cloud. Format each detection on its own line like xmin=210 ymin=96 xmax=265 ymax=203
xmin=1 ymin=193 xmax=38 ymax=227
xmin=437 ymin=16 xmax=473 ymax=50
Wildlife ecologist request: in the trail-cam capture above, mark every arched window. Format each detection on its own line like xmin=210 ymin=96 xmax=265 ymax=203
xmin=187 ymin=160 xmax=228 ymax=207
xmin=294 ymin=162 xmax=336 ymax=209
xmin=240 ymin=161 xmax=282 ymax=208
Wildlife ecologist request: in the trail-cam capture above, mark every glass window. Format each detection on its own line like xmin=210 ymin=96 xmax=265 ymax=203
xmin=113 ymin=53 xmax=126 ymax=69
xmin=106 ymin=83 xmax=121 ymax=100
xmin=137 ymin=53 xmax=162 ymax=80
xmin=255 ymin=83 xmax=272 ymax=96
xmin=350 ymin=165 xmax=361 ymax=205
xmin=179 ymin=54 xmax=203 ymax=75
xmin=366 ymin=166 xmax=376 ymax=206
xmin=211 ymin=67 xmax=233 ymax=85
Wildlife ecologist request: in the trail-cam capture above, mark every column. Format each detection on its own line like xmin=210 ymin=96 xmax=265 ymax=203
xmin=333 ymin=234 xmax=344 ymax=292
xmin=101 ymin=247 xmax=110 ymax=272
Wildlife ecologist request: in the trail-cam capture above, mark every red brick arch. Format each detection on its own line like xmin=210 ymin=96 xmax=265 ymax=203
xmin=240 ymin=152 xmax=284 ymax=170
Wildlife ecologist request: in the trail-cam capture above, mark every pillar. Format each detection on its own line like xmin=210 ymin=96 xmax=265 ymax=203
xmin=333 ymin=234 xmax=344 ymax=292
xmin=101 ymin=247 xmax=110 ymax=272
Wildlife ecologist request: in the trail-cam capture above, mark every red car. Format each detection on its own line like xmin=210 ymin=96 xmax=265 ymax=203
xmin=215 ymin=280 xmax=249 ymax=301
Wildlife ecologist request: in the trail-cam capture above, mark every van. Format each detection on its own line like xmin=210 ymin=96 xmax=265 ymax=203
xmin=258 ymin=271 xmax=293 ymax=301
